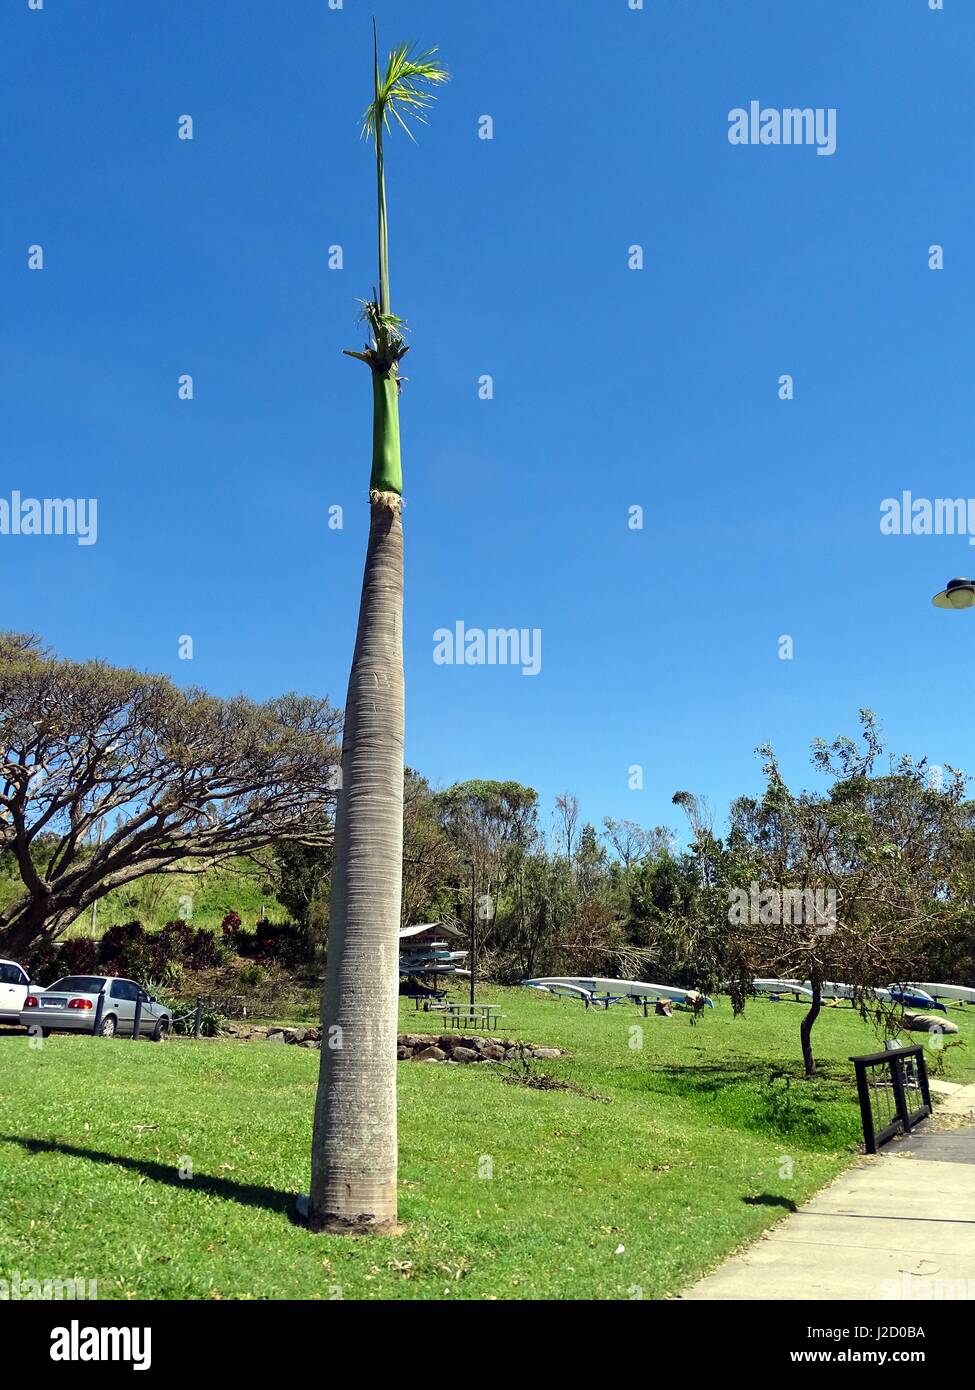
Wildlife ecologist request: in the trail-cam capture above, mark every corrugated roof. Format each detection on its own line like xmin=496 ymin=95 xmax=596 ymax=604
xmin=399 ymin=921 xmax=464 ymax=940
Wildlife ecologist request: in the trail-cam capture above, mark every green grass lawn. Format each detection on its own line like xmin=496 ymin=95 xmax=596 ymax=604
xmin=1 ymin=989 xmax=970 ymax=1300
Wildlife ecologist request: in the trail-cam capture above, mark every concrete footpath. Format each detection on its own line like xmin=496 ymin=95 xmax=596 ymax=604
xmin=681 ymin=1083 xmax=975 ymax=1300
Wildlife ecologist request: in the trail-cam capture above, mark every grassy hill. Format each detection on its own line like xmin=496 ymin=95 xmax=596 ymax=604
xmin=1 ymin=985 xmax=970 ymax=1300
xmin=0 ymin=855 xmax=289 ymax=940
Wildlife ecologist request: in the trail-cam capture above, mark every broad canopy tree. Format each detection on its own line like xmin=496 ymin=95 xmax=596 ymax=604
xmin=0 ymin=633 xmax=340 ymax=957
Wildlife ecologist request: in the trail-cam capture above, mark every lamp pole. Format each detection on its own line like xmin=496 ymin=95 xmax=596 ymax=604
xmin=468 ymin=859 xmax=476 ymax=1008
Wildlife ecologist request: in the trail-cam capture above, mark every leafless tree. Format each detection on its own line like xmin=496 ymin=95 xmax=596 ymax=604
xmin=554 ymin=791 xmax=579 ymax=860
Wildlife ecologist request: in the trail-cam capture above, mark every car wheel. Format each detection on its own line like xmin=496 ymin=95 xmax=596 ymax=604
xmin=97 ymin=1014 xmax=117 ymax=1038
xmin=151 ymin=1018 xmax=170 ymax=1042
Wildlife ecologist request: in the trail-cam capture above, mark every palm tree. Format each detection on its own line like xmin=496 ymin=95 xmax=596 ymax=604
xmin=304 ymin=28 xmax=448 ymax=1233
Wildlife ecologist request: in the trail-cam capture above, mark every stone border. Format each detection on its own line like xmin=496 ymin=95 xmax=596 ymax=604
xmin=224 ymin=1022 xmax=563 ymax=1063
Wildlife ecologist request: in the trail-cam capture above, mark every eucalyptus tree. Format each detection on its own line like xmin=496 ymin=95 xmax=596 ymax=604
xmin=306 ymin=31 xmax=448 ymax=1233
xmin=725 ymin=713 xmax=969 ymax=1076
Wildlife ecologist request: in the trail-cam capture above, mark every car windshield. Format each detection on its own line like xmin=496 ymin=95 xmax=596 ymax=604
xmin=47 ymin=976 xmax=104 ymax=994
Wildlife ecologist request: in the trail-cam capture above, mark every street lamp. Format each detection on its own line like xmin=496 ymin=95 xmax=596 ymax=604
xmin=466 ymin=859 xmax=476 ymax=1009
xmin=932 ymin=577 xmax=975 ymax=611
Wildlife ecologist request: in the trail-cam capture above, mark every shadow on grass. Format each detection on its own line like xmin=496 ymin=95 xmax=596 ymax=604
xmin=0 ymin=1134 xmax=292 ymax=1216
xmin=648 ymin=1059 xmax=852 ymax=1089
xmin=641 ymin=1061 xmax=858 ymax=1146
xmin=743 ymin=1194 xmax=798 ymax=1212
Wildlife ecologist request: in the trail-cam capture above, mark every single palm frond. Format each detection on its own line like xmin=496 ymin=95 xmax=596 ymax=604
xmin=343 ymin=297 xmax=410 ymax=374
xmin=363 ymin=36 xmax=449 ymax=143
xmin=357 ymin=297 xmax=407 ymax=340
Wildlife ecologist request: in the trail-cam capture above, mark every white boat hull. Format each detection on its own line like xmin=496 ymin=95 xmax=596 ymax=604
xmin=523 ymin=977 xmax=711 ymax=1006
xmin=777 ymin=981 xmax=937 ymax=1008
xmin=526 ymin=982 xmax=593 ymax=1001
xmin=753 ymin=979 xmax=815 ymax=1001
xmin=906 ymin=982 xmax=975 ymax=1005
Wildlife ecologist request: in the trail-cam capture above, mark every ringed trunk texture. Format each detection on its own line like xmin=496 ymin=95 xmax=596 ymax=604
xmin=309 ymin=490 xmax=404 ymax=1232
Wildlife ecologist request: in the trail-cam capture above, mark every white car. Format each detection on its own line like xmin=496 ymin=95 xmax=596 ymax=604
xmin=0 ymin=959 xmax=39 ymax=1024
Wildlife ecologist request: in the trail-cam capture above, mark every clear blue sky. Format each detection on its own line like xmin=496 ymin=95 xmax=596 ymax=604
xmin=2 ymin=0 xmax=972 ymax=845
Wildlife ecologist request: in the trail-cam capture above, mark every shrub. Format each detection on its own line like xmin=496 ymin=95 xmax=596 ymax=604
xmin=98 ymin=921 xmax=153 ymax=979
xmin=158 ymin=920 xmax=226 ymax=970
xmin=54 ymin=937 xmax=98 ymax=975
xmin=253 ymin=920 xmax=307 ymax=970
xmin=99 ymin=921 xmax=147 ymax=959
xmin=170 ymin=999 xmax=222 ymax=1037
xmin=155 ymin=920 xmax=194 ymax=962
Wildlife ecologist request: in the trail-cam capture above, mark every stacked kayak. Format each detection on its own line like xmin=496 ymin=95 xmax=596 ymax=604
xmin=753 ymin=979 xmax=946 ymax=1013
xmin=399 ymin=935 xmax=469 ymax=979
xmin=522 ymin=977 xmax=714 ymax=1008
xmin=901 ymin=982 xmax=975 ymax=1006
xmin=753 ymin=979 xmax=814 ymax=1001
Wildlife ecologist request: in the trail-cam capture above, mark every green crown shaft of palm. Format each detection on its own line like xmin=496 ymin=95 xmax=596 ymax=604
xmin=345 ymin=24 xmax=447 ymax=496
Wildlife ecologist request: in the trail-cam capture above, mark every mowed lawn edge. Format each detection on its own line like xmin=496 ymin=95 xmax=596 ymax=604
xmin=1 ymin=988 xmax=970 ymax=1300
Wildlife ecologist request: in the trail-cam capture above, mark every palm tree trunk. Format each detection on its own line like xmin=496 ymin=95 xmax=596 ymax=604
xmin=308 ymin=488 xmax=404 ymax=1232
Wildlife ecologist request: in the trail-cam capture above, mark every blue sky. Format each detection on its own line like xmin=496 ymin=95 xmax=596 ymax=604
xmin=2 ymin=0 xmax=972 ymax=846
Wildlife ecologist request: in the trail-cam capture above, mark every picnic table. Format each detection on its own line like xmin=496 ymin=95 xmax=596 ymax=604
xmin=444 ymin=1003 xmax=502 ymax=1031
xmin=406 ymin=991 xmax=448 ymax=1012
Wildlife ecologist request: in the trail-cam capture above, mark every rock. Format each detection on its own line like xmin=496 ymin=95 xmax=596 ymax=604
xmin=301 ymin=1039 xmax=320 ymax=1048
xmin=304 ymin=1028 xmax=321 ymax=1042
xmin=393 ymin=1033 xmax=560 ymax=1064
xmin=267 ymin=1031 xmax=285 ymax=1043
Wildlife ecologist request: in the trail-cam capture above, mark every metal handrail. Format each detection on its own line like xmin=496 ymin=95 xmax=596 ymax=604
xmin=850 ymin=1044 xmax=931 ymax=1153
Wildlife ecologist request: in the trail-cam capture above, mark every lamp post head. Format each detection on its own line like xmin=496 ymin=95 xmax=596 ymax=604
xmin=933 ymin=578 xmax=975 ymax=610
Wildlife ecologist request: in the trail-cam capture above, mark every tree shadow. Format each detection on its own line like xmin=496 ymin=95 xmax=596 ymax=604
xmin=646 ymin=1058 xmax=851 ymax=1095
xmin=0 ymin=1134 xmax=293 ymax=1217
xmin=743 ymin=1194 xmax=797 ymax=1212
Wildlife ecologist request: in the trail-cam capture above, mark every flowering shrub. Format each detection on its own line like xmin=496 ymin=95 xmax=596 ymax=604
xmin=26 ymin=918 xmax=226 ymax=980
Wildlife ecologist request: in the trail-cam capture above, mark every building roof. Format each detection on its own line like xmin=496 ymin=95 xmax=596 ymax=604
xmin=399 ymin=921 xmax=465 ymax=941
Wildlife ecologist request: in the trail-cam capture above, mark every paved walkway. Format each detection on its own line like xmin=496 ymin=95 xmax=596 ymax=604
xmin=682 ymin=1084 xmax=975 ymax=1300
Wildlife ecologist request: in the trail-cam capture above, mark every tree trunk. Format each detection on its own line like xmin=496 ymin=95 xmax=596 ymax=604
xmin=0 ymin=898 xmax=61 ymax=960
xmin=308 ymin=491 xmax=404 ymax=1232
xmin=800 ymin=980 xmax=822 ymax=1078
